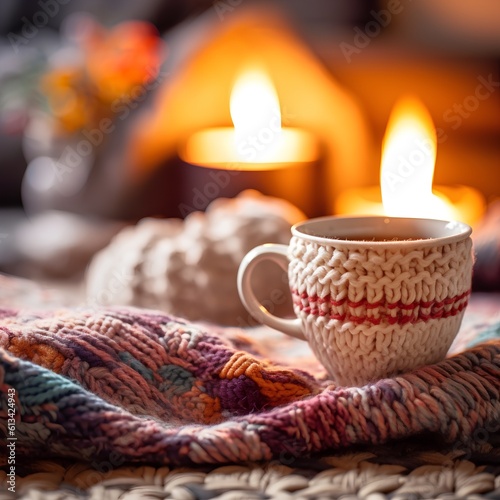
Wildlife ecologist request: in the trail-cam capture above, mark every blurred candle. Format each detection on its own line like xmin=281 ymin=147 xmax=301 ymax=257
xmin=179 ymin=66 xmax=324 ymax=216
xmin=181 ymin=67 xmax=318 ymax=166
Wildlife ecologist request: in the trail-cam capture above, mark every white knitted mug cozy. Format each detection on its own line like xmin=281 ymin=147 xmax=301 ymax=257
xmin=238 ymin=216 xmax=473 ymax=386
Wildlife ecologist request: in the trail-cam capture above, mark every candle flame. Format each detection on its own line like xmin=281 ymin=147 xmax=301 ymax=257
xmin=230 ymin=67 xmax=282 ymax=162
xmin=381 ymin=96 xmax=455 ymax=220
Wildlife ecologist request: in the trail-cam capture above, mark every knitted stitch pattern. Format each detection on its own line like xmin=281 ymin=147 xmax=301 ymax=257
xmin=0 ymin=306 xmax=499 ymax=467
xmin=289 ymin=237 xmax=473 ymax=384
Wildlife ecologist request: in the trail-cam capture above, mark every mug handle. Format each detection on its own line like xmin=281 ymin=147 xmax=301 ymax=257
xmin=237 ymin=244 xmax=305 ymax=340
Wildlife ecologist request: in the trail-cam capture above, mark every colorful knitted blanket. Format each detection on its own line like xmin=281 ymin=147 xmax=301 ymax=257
xmin=1 ymin=306 xmax=500 ymax=467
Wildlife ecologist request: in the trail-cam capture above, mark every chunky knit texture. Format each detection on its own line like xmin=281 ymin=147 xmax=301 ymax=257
xmin=0 ymin=305 xmax=499 ymax=467
xmin=289 ymin=236 xmax=473 ymax=384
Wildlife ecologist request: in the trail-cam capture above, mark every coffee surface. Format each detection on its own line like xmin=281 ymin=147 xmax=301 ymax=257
xmin=316 ymin=234 xmax=429 ymax=242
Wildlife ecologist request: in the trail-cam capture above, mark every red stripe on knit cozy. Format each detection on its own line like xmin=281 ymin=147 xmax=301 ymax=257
xmin=292 ymin=290 xmax=471 ymax=325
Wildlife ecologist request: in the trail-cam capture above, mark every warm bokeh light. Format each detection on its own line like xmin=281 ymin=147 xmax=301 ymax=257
xmin=131 ymin=11 xmax=371 ymax=202
xmin=381 ymin=96 xmax=456 ymax=220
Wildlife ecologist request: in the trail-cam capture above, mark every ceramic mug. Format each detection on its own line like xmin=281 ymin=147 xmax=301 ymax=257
xmin=237 ymin=216 xmax=473 ymax=386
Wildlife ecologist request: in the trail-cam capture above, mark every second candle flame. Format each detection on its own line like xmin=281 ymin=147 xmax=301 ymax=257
xmin=380 ymin=96 xmax=455 ymax=220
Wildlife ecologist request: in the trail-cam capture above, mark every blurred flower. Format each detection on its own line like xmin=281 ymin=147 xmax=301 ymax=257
xmin=40 ymin=67 xmax=91 ymax=132
xmin=84 ymin=21 xmax=165 ymax=103
xmin=38 ymin=18 xmax=166 ymax=134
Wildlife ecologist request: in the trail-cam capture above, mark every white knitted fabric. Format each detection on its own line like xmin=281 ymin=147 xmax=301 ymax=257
xmin=288 ymin=237 xmax=473 ymax=385
xmin=86 ymin=191 xmax=305 ymax=325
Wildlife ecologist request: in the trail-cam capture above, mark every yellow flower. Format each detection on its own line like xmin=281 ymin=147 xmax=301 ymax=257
xmin=40 ymin=68 xmax=91 ymax=132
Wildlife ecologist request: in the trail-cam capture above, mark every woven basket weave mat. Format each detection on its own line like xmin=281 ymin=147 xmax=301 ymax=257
xmin=2 ymin=447 xmax=500 ymax=499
